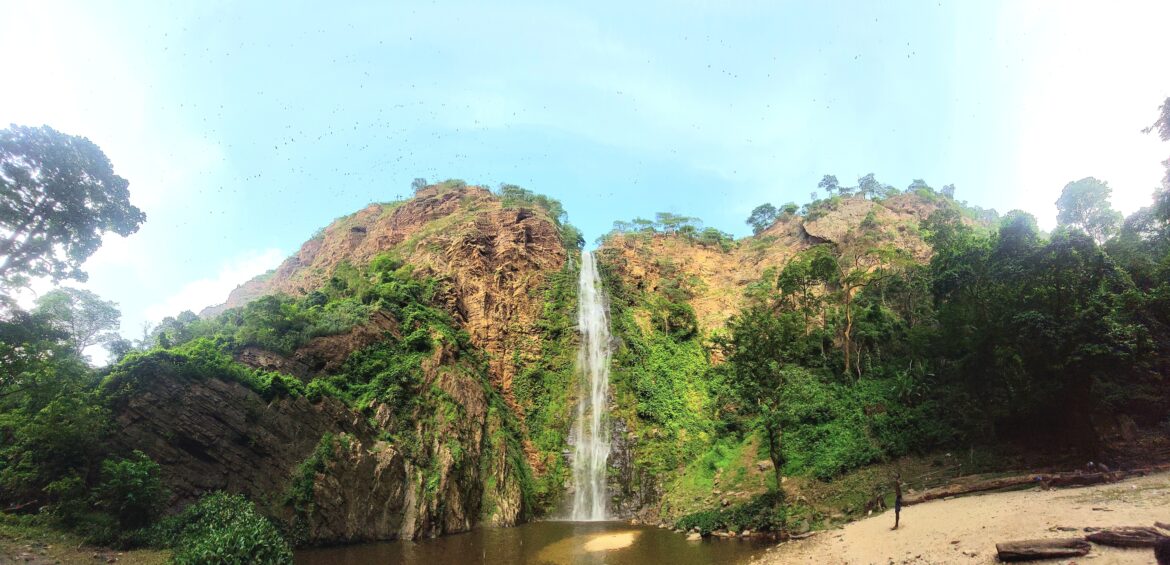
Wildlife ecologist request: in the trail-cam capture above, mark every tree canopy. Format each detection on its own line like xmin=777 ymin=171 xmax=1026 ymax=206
xmin=746 ymin=203 xmax=778 ymax=234
xmin=0 ymin=125 xmax=145 ymax=292
xmin=1055 ymin=177 xmax=1122 ymax=244
xmin=33 ymin=287 xmax=121 ymax=354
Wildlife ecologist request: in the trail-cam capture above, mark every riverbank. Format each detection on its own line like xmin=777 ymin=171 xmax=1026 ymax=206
xmin=751 ymin=470 xmax=1170 ymax=564
xmin=0 ymin=516 xmax=168 ymax=565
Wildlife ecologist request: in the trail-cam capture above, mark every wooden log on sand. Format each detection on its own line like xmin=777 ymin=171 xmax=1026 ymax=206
xmin=995 ymin=539 xmax=1091 ymax=562
xmin=1045 ymin=471 xmax=1127 ymax=488
xmin=1086 ymin=526 xmax=1168 ymax=548
xmin=904 ymin=468 xmax=1157 ymax=507
xmin=904 ymin=474 xmax=1046 ymax=506
xmin=1155 ymin=521 xmax=1170 ymax=533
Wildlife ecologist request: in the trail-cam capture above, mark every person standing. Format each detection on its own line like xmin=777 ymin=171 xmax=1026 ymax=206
xmin=892 ymin=472 xmax=904 ymax=530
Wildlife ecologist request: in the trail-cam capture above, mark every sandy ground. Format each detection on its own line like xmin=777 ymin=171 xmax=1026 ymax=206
xmin=754 ymin=471 xmax=1170 ymax=565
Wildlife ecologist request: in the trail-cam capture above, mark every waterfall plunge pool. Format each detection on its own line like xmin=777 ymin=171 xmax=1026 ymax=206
xmin=294 ymin=521 xmax=767 ymax=565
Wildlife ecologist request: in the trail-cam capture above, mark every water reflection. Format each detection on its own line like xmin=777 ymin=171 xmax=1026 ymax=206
xmin=295 ymin=521 xmax=766 ymax=565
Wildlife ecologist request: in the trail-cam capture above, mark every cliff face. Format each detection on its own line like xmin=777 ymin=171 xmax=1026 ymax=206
xmin=599 ymin=195 xmax=940 ymax=333
xmin=595 ymin=194 xmax=951 ymax=520
xmin=209 ymin=184 xmax=568 ymax=407
xmin=109 ymin=337 xmax=526 ymax=543
xmin=115 ymin=183 xmax=574 ymax=544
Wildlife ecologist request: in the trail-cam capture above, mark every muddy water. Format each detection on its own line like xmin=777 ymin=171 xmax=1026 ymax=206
xmin=295 ymin=521 xmax=766 ymax=565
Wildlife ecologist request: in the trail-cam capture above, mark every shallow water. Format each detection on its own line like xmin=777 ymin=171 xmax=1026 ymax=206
xmin=295 ymin=521 xmax=767 ymax=565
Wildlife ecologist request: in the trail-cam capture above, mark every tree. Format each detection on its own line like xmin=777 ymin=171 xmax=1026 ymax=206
xmin=817 ymin=175 xmax=840 ymax=196
xmin=1055 ymin=177 xmax=1122 ymax=244
xmin=655 ymin=212 xmax=699 ymax=234
xmin=724 ymin=304 xmax=807 ymax=489
xmin=1143 ymin=97 xmax=1170 ymax=221
xmin=0 ymin=125 xmax=145 ymax=292
xmin=746 ymin=203 xmax=778 ymax=234
xmin=411 ymin=177 xmax=428 ymax=193
xmin=941 ymin=184 xmax=956 ymax=199
xmin=907 ymin=179 xmax=931 ymax=194
xmin=33 ymin=287 xmax=120 ymax=354
xmin=857 ymin=173 xmax=883 ymax=199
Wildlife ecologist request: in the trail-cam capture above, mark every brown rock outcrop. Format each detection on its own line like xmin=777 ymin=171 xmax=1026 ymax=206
xmin=207 ymin=184 xmax=568 ymax=409
xmin=598 ymin=195 xmax=946 ymax=333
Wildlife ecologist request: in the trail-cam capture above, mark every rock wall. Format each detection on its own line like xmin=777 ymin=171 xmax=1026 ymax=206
xmin=595 ymin=194 xmax=953 ymax=518
xmin=110 ymin=347 xmax=526 ymax=544
xmin=205 ymin=185 xmax=568 ymax=418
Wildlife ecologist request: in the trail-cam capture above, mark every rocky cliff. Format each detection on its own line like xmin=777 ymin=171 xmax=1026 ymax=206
xmin=598 ymin=194 xmax=939 ymax=334
xmin=208 ymin=183 xmax=568 ymax=405
xmin=594 ymin=193 xmax=955 ymax=521
xmin=112 ymin=182 xmax=576 ymax=544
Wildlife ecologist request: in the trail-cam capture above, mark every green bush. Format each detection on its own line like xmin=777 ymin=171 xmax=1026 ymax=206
xmin=676 ymin=492 xmax=786 ymax=534
xmin=153 ymin=492 xmax=292 ymax=565
xmin=93 ymin=450 xmax=166 ymax=530
xmin=103 ymin=339 xmax=306 ymax=402
xmin=781 ymin=369 xmax=881 ymax=480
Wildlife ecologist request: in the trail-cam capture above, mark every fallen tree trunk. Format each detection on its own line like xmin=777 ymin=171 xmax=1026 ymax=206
xmin=1086 ymin=526 xmax=1167 ymax=548
xmin=904 ymin=474 xmax=1047 ymax=506
xmin=996 ymin=539 xmax=1091 ymax=562
xmin=904 ymin=469 xmax=1145 ymax=506
xmin=1044 ymin=471 xmax=1127 ymax=488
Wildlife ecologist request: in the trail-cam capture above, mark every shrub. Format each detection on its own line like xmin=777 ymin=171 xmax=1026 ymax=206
xmin=676 ymin=492 xmax=787 ymax=534
xmin=154 ymin=492 xmax=292 ymax=565
xmin=93 ymin=451 xmax=166 ymax=531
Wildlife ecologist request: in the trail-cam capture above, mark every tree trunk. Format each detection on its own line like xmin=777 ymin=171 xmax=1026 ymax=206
xmin=765 ymin=425 xmax=784 ymax=492
xmin=843 ymin=290 xmax=854 ymax=378
xmin=1085 ymin=527 xmax=1166 ymax=548
xmin=996 ymin=539 xmax=1090 ymax=561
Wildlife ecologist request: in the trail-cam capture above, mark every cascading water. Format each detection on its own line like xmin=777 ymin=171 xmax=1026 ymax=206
xmin=570 ymin=250 xmax=612 ymax=521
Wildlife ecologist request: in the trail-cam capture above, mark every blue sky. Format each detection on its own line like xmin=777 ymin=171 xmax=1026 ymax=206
xmin=2 ymin=1 xmax=1168 ymax=350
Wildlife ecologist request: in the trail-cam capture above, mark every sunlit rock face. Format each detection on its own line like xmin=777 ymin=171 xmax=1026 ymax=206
xmin=113 ymin=184 xmax=580 ymax=543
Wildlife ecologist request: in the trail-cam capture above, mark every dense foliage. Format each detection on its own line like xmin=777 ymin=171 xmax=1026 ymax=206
xmin=510 ymin=261 xmax=579 ymax=510
xmin=150 ymin=492 xmax=292 ymax=565
xmin=717 ymin=184 xmax=1170 ymax=492
xmin=0 ymin=125 xmax=145 ymax=294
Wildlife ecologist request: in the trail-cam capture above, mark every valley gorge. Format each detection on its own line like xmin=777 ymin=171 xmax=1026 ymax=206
xmin=96 ymin=182 xmax=998 ymax=542
xmin=5 ymin=176 xmax=1170 ymax=564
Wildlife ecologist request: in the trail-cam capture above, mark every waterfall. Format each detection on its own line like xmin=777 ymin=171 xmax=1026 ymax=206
xmin=570 ymin=250 xmax=612 ymax=521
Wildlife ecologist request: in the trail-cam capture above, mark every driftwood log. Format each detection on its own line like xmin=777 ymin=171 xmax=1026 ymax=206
xmin=903 ymin=464 xmax=1170 ymax=507
xmin=1086 ymin=526 xmax=1168 ymax=548
xmin=1155 ymin=521 xmax=1170 ymax=533
xmin=995 ymin=538 xmax=1091 ymax=562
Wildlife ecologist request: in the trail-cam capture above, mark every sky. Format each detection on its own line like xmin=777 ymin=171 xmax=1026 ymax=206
xmin=2 ymin=0 xmax=1169 ymax=354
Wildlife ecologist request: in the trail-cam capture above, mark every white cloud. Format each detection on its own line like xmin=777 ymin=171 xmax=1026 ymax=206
xmin=143 ymin=248 xmax=284 ymax=322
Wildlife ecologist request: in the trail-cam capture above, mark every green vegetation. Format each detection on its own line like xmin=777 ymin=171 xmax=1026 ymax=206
xmin=596 ymin=250 xmax=722 ymax=506
xmin=497 ymin=182 xmax=585 ymax=250
xmin=676 ymin=492 xmax=786 ymax=535
xmin=150 ymin=492 xmax=292 ymax=565
xmin=716 ymin=198 xmax=1168 ymax=489
xmin=746 ymin=203 xmax=778 ymax=234
xmin=606 ymin=212 xmax=735 ymax=251
xmin=510 ymin=260 xmax=579 ymax=511
xmin=3 ymin=98 xmax=1170 ymax=556
xmin=1056 ymin=177 xmax=1123 ymax=244
xmin=0 ymin=125 xmax=146 ymax=295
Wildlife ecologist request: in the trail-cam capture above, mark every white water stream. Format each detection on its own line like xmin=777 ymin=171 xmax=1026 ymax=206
xmin=570 ymin=251 xmax=612 ymax=521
